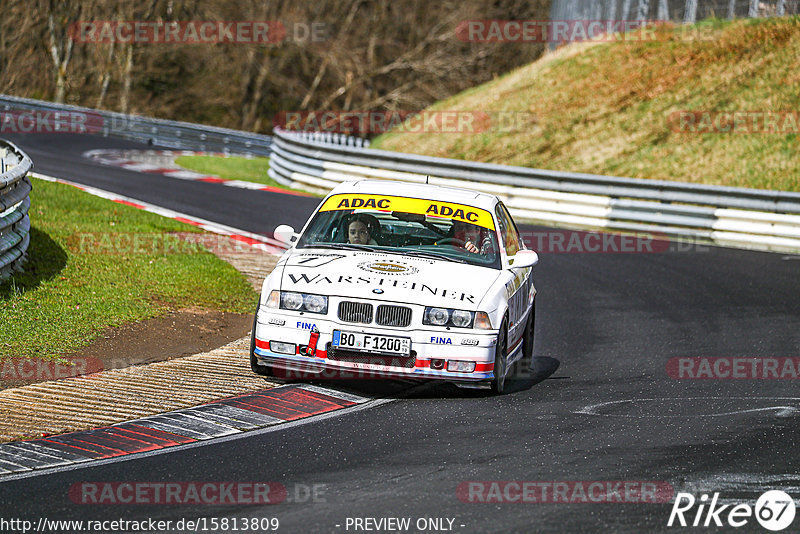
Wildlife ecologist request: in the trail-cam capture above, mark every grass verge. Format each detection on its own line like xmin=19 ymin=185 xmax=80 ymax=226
xmin=0 ymin=178 xmax=257 ymax=360
xmin=174 ymin=155 xmax=278 ymax=186
xmin=373 ymin=17 xmax=800 ymax=192
xmin=174 ymin=155 xmax=320 ymax=195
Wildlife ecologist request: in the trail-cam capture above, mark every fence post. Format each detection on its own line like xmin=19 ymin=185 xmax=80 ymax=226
xmin=748 ymin=0 xmax=759 ymax=17
xmin=683 ymin=0 xmax=698 ymax=23
xmin=777 ymin=0 xmax=786 ymax=16
xmin=727 ymin=0 xmax=736 ymax=19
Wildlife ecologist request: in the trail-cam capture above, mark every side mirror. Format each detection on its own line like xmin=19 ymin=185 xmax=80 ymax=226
xmin=274 ymin=224 xmax=298 ymax=245
xmin=509 ymin=249 xmax=538 ymax=268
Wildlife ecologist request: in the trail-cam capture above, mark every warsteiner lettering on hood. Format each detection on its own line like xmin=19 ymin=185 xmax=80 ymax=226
xmin=285 ymin=272 xmax=477 ymax=303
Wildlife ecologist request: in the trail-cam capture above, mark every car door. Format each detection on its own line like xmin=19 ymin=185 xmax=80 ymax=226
xmin=495 ymin=203 xmax=532 ymax=357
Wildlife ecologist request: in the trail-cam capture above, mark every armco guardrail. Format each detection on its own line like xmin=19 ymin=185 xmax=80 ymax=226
xmin=0 ymin=94 xmax=272 ymax=156
xmin=0 ymin=140 xmax=32 ymax=282
xmin=269 ymin=128 xmax=800 ymax=253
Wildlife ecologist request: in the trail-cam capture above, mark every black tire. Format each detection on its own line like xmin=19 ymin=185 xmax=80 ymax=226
xmin=519 ymin=301 xmax=535 ymax=371
xmin=249 ymin=303 xmax=274 ymax=377
xmin=491 ymin=319 xmax=508 ymax=394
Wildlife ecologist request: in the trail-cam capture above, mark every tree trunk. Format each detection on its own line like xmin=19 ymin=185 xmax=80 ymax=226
xmin=120 ymin=44 xmax=133 ymax=114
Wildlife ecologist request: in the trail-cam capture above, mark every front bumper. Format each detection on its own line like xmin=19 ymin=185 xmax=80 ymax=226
xmin=253 ymin=309 xmax=498 ymax=381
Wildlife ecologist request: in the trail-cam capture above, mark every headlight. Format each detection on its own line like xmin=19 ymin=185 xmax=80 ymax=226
xmin=424 ymin=307 xmax=483 ymax=329
xmin=281 ymin=292 xmax=304 ymax=310
xmin=303 ymin=294 xmax=328 ymax=314
xmin=425 ymin=307 xmax=450 ymax=326
xmin=451 ymin=310 xmax=473 ymax=328
xmin=279 ymin=291 xmax=328 ymax=314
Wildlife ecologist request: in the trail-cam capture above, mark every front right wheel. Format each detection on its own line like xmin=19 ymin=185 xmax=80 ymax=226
xmin=519 ymin=301 xmax=535 ymax=371
xmin=491 ymin=319 xmax=508 ymax=394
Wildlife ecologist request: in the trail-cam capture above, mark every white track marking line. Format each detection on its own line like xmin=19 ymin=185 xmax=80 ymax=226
xmin=575 ymin=397 xmax=800 ymax=418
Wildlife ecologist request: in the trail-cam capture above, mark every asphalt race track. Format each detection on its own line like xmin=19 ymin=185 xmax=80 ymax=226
xmin=2 ymin=132 xmax=799 ymax=533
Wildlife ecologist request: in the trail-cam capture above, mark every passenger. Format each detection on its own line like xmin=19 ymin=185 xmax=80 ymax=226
xmin=453 ymin=221 xmax=492 ymax=254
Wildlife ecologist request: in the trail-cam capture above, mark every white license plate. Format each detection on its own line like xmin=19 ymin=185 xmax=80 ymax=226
xmin=332 ymin=330 xmax=411 ymax=356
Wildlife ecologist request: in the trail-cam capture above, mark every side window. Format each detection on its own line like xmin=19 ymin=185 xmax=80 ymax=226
xmin=495 ymin=203 xmax=521 ymax=259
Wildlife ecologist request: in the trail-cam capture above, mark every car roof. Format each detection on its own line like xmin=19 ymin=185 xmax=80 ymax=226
xmin=327 ymin=180 xmax=500 ymax=211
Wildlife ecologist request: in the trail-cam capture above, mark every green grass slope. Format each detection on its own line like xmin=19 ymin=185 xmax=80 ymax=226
xmin=1 ymin=179 xmax=257 ymax=360
xmin=374 ymin=17 xmax=800 ymax=192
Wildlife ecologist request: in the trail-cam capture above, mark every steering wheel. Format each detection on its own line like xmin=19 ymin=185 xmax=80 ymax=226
xmin=435 ymin=237 xmax=467 ymax=247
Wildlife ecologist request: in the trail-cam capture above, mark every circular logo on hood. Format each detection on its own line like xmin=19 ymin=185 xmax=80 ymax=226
xmin=357 ymin=261 xmax=418 ymax=276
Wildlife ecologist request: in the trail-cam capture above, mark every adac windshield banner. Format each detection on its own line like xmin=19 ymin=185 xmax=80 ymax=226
xmin=319 ymin=194 xmax=496 ymax=231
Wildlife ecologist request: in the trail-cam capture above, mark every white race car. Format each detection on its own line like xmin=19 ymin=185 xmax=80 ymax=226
xmin=250 ymin=180 xmax=537 ymax=393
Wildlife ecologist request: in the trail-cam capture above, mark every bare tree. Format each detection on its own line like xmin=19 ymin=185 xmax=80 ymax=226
xmin=43 ymin=0 xmax=83 ymax=103
xmin=3 ymin=0 xmax=549 ymax=132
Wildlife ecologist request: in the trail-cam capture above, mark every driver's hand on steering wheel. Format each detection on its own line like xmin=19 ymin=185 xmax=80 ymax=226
xmin=464 ymin=241 xmax=479 ymax=253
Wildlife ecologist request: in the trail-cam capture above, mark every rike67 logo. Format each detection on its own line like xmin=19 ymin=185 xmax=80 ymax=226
xmin=668 ymin=491 xmax=796 ymax=531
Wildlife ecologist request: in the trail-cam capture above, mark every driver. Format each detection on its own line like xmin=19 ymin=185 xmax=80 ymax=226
xmin=348 ymin=213 xmax=379 ymax=245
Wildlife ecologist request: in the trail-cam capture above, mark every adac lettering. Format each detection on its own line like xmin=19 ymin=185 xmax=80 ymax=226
xmin=430 ymin=337 xmax=453 ymax=345
xmin=336 ymin=197 xmax=391 ymax=209
xmin=425 ymin=204 xmax=479 ymax=223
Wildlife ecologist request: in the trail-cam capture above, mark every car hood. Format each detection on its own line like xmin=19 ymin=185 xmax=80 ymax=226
xmin=277 ymin=249 xmax=499 ymax=309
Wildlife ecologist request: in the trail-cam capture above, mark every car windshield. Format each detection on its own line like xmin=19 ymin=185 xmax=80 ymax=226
xmin=296 ymin=193 xmax=502 ymax=269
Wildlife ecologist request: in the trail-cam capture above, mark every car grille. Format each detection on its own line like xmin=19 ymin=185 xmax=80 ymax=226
xmin=376 ymin=305 xmax=412 ymax=327
xmin=338 ymin=301 xmax=373 ymax=324
xmin=327 ymin=344 xmax=417 ymax=368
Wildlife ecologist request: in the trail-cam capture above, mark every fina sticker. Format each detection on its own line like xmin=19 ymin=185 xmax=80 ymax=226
xmin=357 ymin=261 xmax=418 ymax=275
xmin=318 ymin=194 xmax=495 ymax=230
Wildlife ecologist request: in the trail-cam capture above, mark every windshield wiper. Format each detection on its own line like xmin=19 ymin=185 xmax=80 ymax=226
xmin=403 ymin=250 xmax=468 ymax=264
